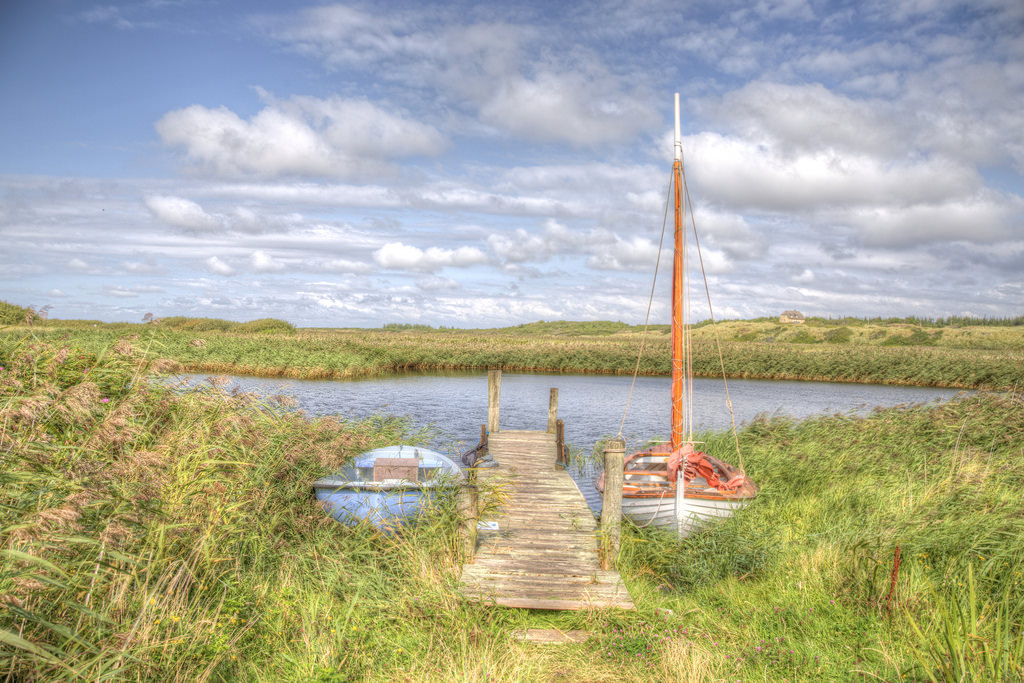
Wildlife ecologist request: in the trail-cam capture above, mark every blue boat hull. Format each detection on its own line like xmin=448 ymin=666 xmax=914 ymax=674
xmin=313 ymin=445 xmax=463 ymax=530
xmin=316 ymin=487 xmax=439 ymax=527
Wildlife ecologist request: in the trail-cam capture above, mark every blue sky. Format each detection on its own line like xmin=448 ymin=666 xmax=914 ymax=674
xmin=1 ymin=0 xmax=1022 ymax=327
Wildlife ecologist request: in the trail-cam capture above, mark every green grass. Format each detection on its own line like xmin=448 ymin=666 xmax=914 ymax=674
xmin=3 ymin=332 xmax=1023 ymax=680
xmin=3 ymin=316 xmax=1023 ymax=390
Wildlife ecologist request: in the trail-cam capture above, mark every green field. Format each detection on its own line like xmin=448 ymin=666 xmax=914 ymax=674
xmin=2 ymin=333 xmax=1023 ymax=681
xmin=4 ymin=312 xmax=1023 ymax=391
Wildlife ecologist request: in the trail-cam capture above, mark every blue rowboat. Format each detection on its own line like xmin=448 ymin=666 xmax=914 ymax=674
xmin=313 ymin=445 xmax=464 ymax=529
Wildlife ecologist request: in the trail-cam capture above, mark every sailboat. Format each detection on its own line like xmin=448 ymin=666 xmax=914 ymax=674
xmin=596 ymin=94 xmax=758 ymax=536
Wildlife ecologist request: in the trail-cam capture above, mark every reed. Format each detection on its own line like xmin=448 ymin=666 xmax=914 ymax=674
xmin=6 ymin=319 xmax=1023 ymax=390
xmin=2 ymin=332 xmax=1022 ymax=681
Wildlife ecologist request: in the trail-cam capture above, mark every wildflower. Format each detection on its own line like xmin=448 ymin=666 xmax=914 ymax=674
xmin=101 ymin=398 xmax=109 ymax=403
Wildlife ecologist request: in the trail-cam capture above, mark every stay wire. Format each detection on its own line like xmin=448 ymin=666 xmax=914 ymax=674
xmin=680 ymin=167 xmax=745 ymax=471
xmin=618 ymin=168 xmax=674 ymax=440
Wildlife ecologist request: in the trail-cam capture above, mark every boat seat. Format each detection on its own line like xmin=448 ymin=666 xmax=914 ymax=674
xmin=373 ymin=458 xmax=419 ymax=482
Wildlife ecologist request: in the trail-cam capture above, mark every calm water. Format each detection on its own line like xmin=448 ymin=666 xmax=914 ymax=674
xmin=179 ymin=370 xmax=961 ymax=454
xmin=179 ymin=371 xmax=962 ymax=513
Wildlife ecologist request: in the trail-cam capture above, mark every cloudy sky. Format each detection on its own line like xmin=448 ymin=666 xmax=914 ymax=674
xmin=1 ymin=0 xmax=1022 ymax=327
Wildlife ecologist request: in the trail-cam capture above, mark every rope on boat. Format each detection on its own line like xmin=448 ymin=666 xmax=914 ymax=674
xmin=618 ymin=141 xmax=746 ymax=476
xmin=680 ymin=168 xmax=745 ymax=473
xmin=617 ymin=167 xmax=674 ymax=439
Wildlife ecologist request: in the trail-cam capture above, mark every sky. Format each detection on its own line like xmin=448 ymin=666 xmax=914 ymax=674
xmin=1 ymin=0 xmax=1023 ymax=328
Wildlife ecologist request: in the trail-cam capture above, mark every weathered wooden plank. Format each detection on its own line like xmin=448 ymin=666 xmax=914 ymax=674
xmin=469 ymin=596 xmax=636 ymax=611
xmin=512 ymin=629 xmax=591 ymax=644
xmin=459 ymin=429 xmax=635 ymax=611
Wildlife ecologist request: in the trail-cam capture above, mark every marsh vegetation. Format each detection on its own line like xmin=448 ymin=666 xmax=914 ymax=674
xmin=4 ymin=312 xmax=1023 ymax=391
xmin=2 ymin=331 xmax=1022 ymax=680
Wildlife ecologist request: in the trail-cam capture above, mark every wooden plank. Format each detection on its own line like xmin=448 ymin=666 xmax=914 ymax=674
xmin=512 ymin=629 xmax=591 ymax=644
xmin=459 ymin=428 xmax=635 ymax=611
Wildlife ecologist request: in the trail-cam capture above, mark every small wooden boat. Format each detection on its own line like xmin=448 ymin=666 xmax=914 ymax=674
xmin=313 ymin=445 xmax=463 ymax=529
xmin=596 ymin=443 xmax=757 ymax=534
xmin=597 ymin=94 xmax=757 ymax=536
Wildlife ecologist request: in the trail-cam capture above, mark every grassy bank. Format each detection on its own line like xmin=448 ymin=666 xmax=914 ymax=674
xmin=5 ymin=317 xmax=1024 ymax=390
xmin=3 ymin=335 xmax=1023 ymax=681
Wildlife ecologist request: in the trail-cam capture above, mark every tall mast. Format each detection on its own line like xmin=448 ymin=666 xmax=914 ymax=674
xmin=670 ymin=93 xmax=685 ymax=450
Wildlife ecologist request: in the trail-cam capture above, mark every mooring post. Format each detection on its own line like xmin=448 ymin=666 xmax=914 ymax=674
xmin=601 ymin=438 xmax=625 ymax=570
xmin=458 ymin=469 xmax=479 ymax=561
xmin=555 ymin=419 xmax=566 ymax=466
xmin=547 ymin=387 xmax=559 ymax=433
xmin=478 ymin=423 xmax=488 ymax=459
xmin=487 ymin=369 xmax=501 ymax=433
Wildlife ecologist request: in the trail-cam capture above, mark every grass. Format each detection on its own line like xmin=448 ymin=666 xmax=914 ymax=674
xmin=2 ymin=332 xmax=1023 ymax=681
xmin=4 ymin=316 xmax=1023 ymax=390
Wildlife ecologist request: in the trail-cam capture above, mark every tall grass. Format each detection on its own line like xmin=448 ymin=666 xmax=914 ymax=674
xmin=2 ymin=331 xmax=1022 ymax=680
xmin=7 ymin=321 xmax=1023 ymax=390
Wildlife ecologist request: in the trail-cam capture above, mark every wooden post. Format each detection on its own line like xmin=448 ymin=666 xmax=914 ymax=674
xmin=547 ymin=387 xmax=559 ymax=433
xmin=555 ymin=419 xmax=566 ymax=466
xmin=478 ymin=423 xmax=488 ymax=459
xmin=601 ymin=438 xmax=625 ymax=570
xmin=458 ymin=469 xmax=479 ymax=561
xmin=487 ymin=369 xmax=501 ymax=433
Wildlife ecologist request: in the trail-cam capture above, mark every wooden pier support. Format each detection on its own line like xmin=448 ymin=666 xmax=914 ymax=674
xmin=547 ymin=388 xmax=559 ymax=433
xmin=458 ymin=469 xmax=479 ymax=560
xmin=555 ymin=419 xmax=567 ymax=467
xmin=601 ymin=438 xmax=625 ymax=570
xmin=487 ymin=369 xmax=501 ymax=432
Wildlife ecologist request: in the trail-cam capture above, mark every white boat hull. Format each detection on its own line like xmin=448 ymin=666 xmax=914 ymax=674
xmin=621 ymin=492 xmax=750 ymax=535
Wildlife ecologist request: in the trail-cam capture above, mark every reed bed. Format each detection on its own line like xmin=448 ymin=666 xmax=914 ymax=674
xmin=7 ymin=321 xmax=1023 ymax=390
xmin=2 ymin=332 xmax=1023 ymax=681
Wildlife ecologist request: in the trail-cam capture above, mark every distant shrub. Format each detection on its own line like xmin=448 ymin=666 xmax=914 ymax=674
xmin=180 ymin=318 xmax=236 ymax=332
xmin=823 ymin=326 xmax=853 ymax=344
xmin=788 ymin=329 xmax=820 ymax=344
xmin=235 ymin=318 xmax=296 ymax=334
xmin=383 ymin=323 xmax=436 ymax=331
xmin=881 ymin=329 xmax=937 ymax=346
xmin=0 ymin=300 xmax=31 ymax=325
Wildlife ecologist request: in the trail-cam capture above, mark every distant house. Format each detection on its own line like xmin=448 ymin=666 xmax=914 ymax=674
xmin=780 ymin=310 xmax=805 ymax=324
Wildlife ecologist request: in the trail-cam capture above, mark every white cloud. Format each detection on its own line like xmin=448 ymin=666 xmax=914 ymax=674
xmin=262 ymin=6 xmax=658 ymax=146
xmin=79 ymin=6 xmax=134 ymax=29
xmin=479 ymin=72 xmax=658 ymax=146
xmin=250 ymin=250 xmax=285 ymax=272
xmin=416 ymin=275 xmax=460 ymax=291
xmin=844 ymin=195 xmax=1019 ymax=247
xmin=156 ymin=95 xmax=446 ymax=180
xmin=145 ymin=195 xmax=220 ymax=230
xmin=313 ymin=258 xmax=374 ymax=274
xmin=68 ymin=258 xmax=89 ymax=270
xmin=373 ymin=242 xmax=488 ymax=272
xmin=204 ymin=256 xmax=236 ymax=276
xmin=710 ymin=82 xmax=905 ymax=157
xmin=684 ymin=132 xmax=982 ymax=213
xmin=586 ymin=235 xmax=662 ymax=271
xmin=487 ymin=227 xmax=549 ymax=263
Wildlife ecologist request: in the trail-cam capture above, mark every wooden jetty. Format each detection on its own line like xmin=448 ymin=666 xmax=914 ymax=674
xmin=458 ymin=371 xmax=635 ymax=611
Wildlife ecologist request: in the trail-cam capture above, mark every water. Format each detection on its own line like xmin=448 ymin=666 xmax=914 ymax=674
xmin=177 ymin=371 xmax=962 ymax=512
xmin=178 ymin=371 xmax=962 ymax=453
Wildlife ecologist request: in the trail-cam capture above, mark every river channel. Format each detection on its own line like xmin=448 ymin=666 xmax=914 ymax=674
xmin=179 ymin=371 xmax=962 ymax=510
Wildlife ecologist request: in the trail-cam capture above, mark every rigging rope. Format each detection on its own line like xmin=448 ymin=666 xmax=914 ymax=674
xmin=680 ymin=167 xmax=745 ymax=472
xmin=618 ymin=149 xmax=746 ymax=477
xmin=617 ymin=168 xmax=674 ymax=439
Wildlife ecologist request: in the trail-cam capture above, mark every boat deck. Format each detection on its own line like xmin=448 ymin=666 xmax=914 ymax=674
xmin=459 ymin=430 xmax=635 ymax=611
